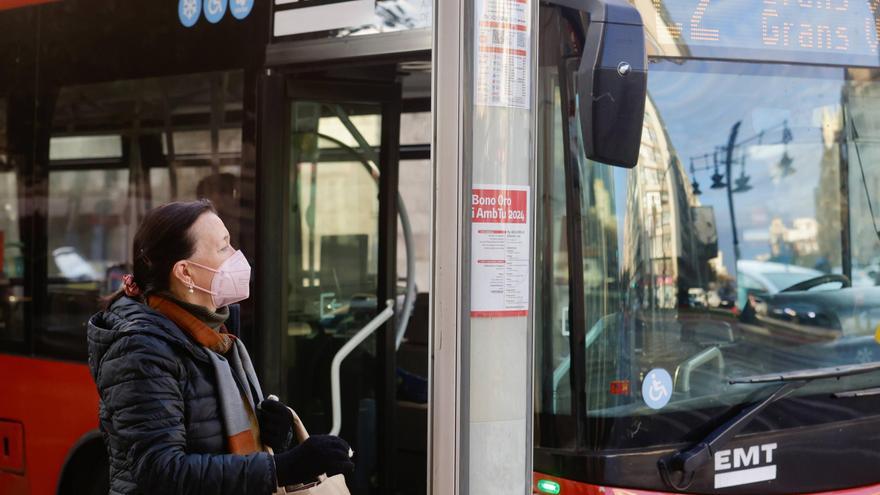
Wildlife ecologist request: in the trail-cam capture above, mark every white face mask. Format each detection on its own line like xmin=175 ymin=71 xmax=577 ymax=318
xmin=184 ymin=250 xmax=251 ymax=307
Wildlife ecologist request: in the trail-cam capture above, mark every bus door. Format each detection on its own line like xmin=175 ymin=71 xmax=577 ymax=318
xmin=259 ymin=68 xmax=425 ymax=495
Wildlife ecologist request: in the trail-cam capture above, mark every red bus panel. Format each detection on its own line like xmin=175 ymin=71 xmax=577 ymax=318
xmin=533 ymin=473 xmax=880 ymax=495
xmin=0 ymin=354 xmax=98 ymax=495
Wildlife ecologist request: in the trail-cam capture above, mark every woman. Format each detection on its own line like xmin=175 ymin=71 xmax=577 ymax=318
xmin=88 ymin=200 xmax=353 ymax=494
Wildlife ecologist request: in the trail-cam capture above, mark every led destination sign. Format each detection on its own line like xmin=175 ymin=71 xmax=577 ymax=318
xmin=650 ymin=0 xmax=880 ymax=66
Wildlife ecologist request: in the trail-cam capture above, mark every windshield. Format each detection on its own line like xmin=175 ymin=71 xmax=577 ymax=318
xmin=535 ymin=56 xmax=880 ymax=450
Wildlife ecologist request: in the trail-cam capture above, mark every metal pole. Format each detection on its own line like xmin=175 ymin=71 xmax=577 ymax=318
xmin=429 ymin=0 xmax=467 ymax=492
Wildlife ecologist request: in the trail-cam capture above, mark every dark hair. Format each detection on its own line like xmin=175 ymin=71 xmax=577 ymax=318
xmin=108 ymin=200 xmax=216 ymax=305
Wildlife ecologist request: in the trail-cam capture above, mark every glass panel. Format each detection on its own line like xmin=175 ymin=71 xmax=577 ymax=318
xmin=280 ymin=0 xmax=432 ymax=39
xmin=285 ymin=100 xmax=381 ymax=492
xmin=536 ymin=59 xmax=880 ymax=451
xmin=397 ymin=159 xmax=430 ymax=292
xmin=400 ymin=112 xmax=431 ymax=145
xmin=40 ymin=71 xmax=244 ymax=359
xmin=847 ymin=68 xmax=880 ymax=287
xmin=317 ymin=114 xmax=381 ymax=149
xmin=534 ymin=67 xmax=573 ymax=446
xmin=0 ymin=98 xmax=24 ymax=344
xmin=164 ymin=129 xmax=243 ymax=156
xmin=49 ymin=135 xmax=123 ymax=161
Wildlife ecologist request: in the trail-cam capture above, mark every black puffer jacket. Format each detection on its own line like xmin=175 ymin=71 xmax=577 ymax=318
xmin=87 ymin=296 xmax=277 ymax=495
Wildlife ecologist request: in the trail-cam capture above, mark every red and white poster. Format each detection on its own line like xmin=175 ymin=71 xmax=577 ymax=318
xmin=474 ymin=0 xmax=531 ymax=109
xmin=471 ymin=185 xmax=530 ymax=318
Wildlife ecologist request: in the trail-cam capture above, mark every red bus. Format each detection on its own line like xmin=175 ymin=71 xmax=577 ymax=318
xmin=0 ymin=1 xmax=438 ymax=493
xmin=3 ymin=1 xmax=880 ymax=495
xmin=0 ymin=2 xmax=274 ymax=493
xmin=533 ymin=1 xmax=880 ymax=494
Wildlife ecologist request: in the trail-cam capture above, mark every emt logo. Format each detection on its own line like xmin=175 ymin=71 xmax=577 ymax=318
xmin=713 ymin=443 xmax=777 ymax=489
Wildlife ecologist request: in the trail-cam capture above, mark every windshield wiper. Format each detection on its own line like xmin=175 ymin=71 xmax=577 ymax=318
xmin=834 ymin=386 xmax=880 ymax=398
xmin=658 ymin=361 xmax=880 ymax=490
xmin=729 ymin=361 xmax=880 ymax=384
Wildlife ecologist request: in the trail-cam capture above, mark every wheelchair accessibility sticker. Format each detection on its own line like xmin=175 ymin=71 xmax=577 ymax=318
xmin=642 ymin=368 xmax=672 ymax=409
xmin=203 ymin=0 xmax=228 ymax=23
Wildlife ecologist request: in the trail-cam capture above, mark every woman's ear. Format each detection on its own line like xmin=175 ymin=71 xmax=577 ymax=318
xmin=171 ymin=260 xmax=192 ymax=287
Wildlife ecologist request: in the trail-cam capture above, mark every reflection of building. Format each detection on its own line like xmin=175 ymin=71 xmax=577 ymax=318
xmin=815 ymin=106 xmax=843 ymax=267
xmin=769 ymin=217 xmax=820 ymax=258
xmin=622 ymin=96 xmax=716 ymax=309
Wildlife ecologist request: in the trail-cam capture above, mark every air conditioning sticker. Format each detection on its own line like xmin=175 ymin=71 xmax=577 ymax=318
xmin=179 ymin=0 xmax=202 ymax=27
xmin=714 ymin=443 xmax=778 ymax=489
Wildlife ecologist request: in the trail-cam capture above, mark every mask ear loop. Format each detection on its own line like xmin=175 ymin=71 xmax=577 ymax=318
xmin=178 ymin=260 xmax=214 ymax=296
xmin=180 ymin=261 xmax=217 ymax=296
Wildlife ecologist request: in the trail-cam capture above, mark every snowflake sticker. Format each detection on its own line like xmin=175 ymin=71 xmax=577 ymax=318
xmin=179 ymin=0 xmax=201 ymax=27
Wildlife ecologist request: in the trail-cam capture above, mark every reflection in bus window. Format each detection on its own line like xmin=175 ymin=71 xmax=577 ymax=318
xmin=398 ymin=159 xmax=430 ymax=291
xmin=400 ymin=112 xmax=430 ymax=146
xmin=285 ymin=101 xmax=383 ymax=460
xmin=535 ymin=78 xmax=571 ymax=430
xmin=537 ymin=60 xmax=880 ymax=451
xmin=0 ymin=97 xmax=24 ymax=344
xmin=40 ymin=71 xmax=244 ymax=359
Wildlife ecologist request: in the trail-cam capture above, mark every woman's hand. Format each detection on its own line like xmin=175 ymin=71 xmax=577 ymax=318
xmin=256 ymin=399 xmax=295 ymax=452
xmin=274 ymin=435 xmax=355 ymax=486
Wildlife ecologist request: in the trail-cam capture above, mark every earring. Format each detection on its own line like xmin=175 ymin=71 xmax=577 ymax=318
xmin=188 ymin=281 xmax=194 ymax=294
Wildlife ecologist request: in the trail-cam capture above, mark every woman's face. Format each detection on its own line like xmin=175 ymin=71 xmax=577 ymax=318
xmin=181 ymin=212 xmax=234 ymax=308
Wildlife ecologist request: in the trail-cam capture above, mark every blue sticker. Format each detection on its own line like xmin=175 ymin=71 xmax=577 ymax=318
xmin=642 ymin=368 xmax=673 ymax=410
xmin=179 ymin=0 xmax=201 ymax=27
xmin=203 ymin=0 xmax=228 ymax=24
xmin=229 ymin=0 xmax=254 ymax=20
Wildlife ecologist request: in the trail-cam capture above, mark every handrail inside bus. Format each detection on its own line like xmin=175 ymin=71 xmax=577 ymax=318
xmin=551 ymin=314 xmax=613 ymax=413
xmin=328 ymin=105 xmax=418 ymax=350
xmin=330 ymin=299 xmax=395 ymax=436
xmin=297 ymin=129 xmax=417 ymax=348
xmin=673 ymin=346 xmax=724 ymax=394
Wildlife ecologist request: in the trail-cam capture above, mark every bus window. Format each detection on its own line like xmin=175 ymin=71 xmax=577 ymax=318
xmin=400 ymin=112 xmax=430 ymax=146
xmin=39 ymin=71 xmax=245 ymax=360
xmin=847 ymin=69 xmax=880 ymax=287
xmin=285 ymin=101 xmax=382 ymax=441
xmin=534 ymin=71 xmax=574 ymax=446
xmin=397 ymin=159 xmax=430 ymax=292
xmin=0 ymin=97 xmax=24 ymax=345
xmin=537 ymin=58 xmax=880 ymax=455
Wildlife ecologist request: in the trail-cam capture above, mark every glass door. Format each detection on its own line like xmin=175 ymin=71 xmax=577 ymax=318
xmin=281 ymin=77 xmax=402 ymax=495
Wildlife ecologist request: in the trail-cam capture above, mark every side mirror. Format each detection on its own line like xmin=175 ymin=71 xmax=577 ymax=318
xmin=549 ymin=0 xmax=648 ymax=168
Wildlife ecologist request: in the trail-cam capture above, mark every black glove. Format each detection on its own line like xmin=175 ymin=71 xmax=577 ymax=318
xmin=274 ymin=435 xmax=355 ymax=486
xmin=257 ymin=399 xmax=294 ymax=452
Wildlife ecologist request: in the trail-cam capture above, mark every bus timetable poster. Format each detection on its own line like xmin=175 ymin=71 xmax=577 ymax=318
xmin=471 ymin=185 xmax=530 ymax=318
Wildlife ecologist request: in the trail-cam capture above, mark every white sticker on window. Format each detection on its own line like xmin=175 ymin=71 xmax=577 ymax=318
xmin=714 ymin=443 xmax=778 ymax=489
